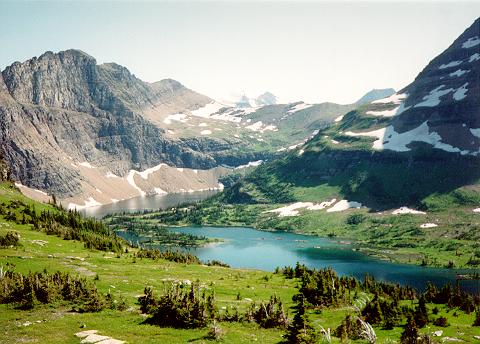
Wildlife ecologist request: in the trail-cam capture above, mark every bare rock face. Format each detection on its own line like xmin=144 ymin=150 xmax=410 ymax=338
xmin=0 ymin=156 xmax=11 ymax=181
xmin=0 ymin=49 xmax=252 ymax=200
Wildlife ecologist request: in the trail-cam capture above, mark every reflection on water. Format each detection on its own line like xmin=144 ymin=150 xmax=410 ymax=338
xmin=80 ymin=190 xmax=219 ymax=218
xmin=118 ymin=226 xmax=479 ymax=293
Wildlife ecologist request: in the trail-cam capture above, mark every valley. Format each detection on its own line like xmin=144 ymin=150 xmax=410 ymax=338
xmin=0 ymin=5 xmax=479 ymax=343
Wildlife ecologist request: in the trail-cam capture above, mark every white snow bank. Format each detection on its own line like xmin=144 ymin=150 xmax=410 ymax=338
xmin=334 ymin=115 xmax=344 ymax=122
xmin=326 ymin=200 xmax=362 ymax=212
xmin=198 ymin=122 xmax=208 ymax=127
xmin=154 ymin=187 xmax=167 ymax=195
xmin=439 ymin=61 xmax=462 ymax=69
xmin=137 ymin=163 xmax=168 ymax=180
xmin=420 ymin=223 xmax=438 ymax=228
xmin=473 ymin=208 xmax=480 ymax=213
xmin=235 ymin=160 xmax=263 ymax=169
xmin=245 ymin=121 xmax=277 ymax=133
xmin=191 ymin=102 xmax=224 ymax=118
xmin=391 ymin=207 xmax=426 ymax=215
xmin=449 ymin=69 xmax=469 ymax=77
xmin=366 ymin=106 xmax=400 ymax=117
xmin=68 ymin=197 xmax=102 ymax=210
xmin=415 ymin=85 xmax=453 ymax=107
xmin=372 ymin=93 xmax=407 ymax=105
xmin=200 ymin=130 xmax=212 ymax=135
xmin=469 ymin=53 xmax=480 ymax=62
xmin=106 ymin=172 xmax=120 ymax=178
xmin=453 ymin=82 xmax=468 ymax=101
xmin=126 ymin=171 xmax=146 ymax=196
xmin=470 ymin=128 xmax=480 ymax=138
xmin=78 ymin=162 xmax=94 ymax=169
xmin=163 ymin=113 xmax=188 ymax=124
xmin=266 ymin=199 xmax=337 ymax=217
xmin=14 ymin=182 xmax=48 ymax=196
xmin=346 ymin=121 xmax=470 ymax=154
xmin=287 ymin=102 xmax=313 ymax=113
xmin=462 ymin=36 xmax=480 ymax=49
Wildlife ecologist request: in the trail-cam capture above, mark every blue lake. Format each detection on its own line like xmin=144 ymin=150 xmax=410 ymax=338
xmin=118 ymin=225 xmax=480 ymax=293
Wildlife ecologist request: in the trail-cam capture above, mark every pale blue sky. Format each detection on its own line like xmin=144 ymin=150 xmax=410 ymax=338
xmin=0 ymin=1 xmax=479 ymax=104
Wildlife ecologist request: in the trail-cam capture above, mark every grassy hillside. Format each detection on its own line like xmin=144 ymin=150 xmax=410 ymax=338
xmin=1 ymin=182 xmax=480 ymax=343
xmin=136 ymin=114 xmax=480 ymax=269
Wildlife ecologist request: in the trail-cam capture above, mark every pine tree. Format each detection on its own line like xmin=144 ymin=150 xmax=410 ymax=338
xmin=414 ymin=295 xmax=429 ymax=328
xmin=400 ymin=316 xmax=419 ymax=344
xmin=474 ymin=307 xmax=480 ymax=326
xmin=283 ymin=294 xmax=318 ymax=344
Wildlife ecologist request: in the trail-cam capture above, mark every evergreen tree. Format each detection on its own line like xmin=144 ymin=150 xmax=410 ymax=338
xmin=474 ymin=307 xmax=480 ymax=326
xmin=414 ymin=295 xmax=429 ymax=328
xmin=283 ymin=294 xmax=318 ymax=344
xmin=400 ymin=316 xmax=419 ymax=344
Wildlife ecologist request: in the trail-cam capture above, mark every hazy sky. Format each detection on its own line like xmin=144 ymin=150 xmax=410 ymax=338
xmin=0 ymin=1 xmax=479 ymax=104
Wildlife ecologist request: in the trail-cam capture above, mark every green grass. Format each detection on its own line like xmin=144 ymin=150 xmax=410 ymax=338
xmin=1 ymin=182 xmax=479 ymax=343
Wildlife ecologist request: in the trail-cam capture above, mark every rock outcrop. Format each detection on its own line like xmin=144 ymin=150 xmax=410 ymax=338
xmin=0 ymin=50 xmax=248 ymax=202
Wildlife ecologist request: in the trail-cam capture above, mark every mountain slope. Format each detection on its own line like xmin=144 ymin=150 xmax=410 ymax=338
xmin=0 ymin=50 xmax=247 ymax=206
xmin=225 ymin=18 xmax=480 ymax=208
xmin=355 ymin=88 xmax=395 ymax=105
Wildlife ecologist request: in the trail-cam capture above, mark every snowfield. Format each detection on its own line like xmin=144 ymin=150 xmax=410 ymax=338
xmin=68 ymin=197 xmax=102 ymax=210
xmin=392 ymin=207 xmax=426 ymax=215
xmin=449 ymin=69 xmax=469 ymax=77
xmin=326 ymin=200 xmax=362 ymax=212
xmin=235 ymin=160 xmax=263 ymax=169
xmin=346 ymin=121 xmax=472 ymax=155
xmin=462 ymin=36 xmax=480 ymax=49
xmin=371 ymin=93 xmax=407 ymax=105
xmin=200 ymin=130 xmax=212 ymax=135
xmin=414 ymin=85 xmax=453 ymax=107
xmin=78 ymin=162 xmax=95 ymax=169
xmin=453 ymin=82 xmax=469 ymax=101
xmin=469 ymin=53 xmax=480 ymax=62
xmin=163 ymin=113 xmax=188 ymax=124
xmin=420 ymin=223 xmax=438 ymax=228
xmin=266 ymin=199 xmax=337 ymax=217
xmin=287 ymin=102 xmax=313 ymax=113
xmin=439 ymin=61 xmax=462 ymax=69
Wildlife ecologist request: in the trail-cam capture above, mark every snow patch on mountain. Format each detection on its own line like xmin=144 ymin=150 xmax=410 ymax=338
xmin=68 ymin=197 xmax=102 ymax=210
xmin=449 ymin=69 xmax=469 ymax=77
xmin=462 ymin=36 xmax=480 ymax=49
xmin=392 ymin=207 xmax=426 ymax=215
xmin=245 ymin=121 xmax=277 ymax=133
xmin=469 ymin=53 xmax=480 ymax=62
xmin=346 ymin=122 xmax=473 ymax=154
xmin=439 ymin=61 xmax=462 ymax=69
xmin=470 ymin=128 xmax=480 ymax=138
xmin=287 ymin=102 xmax=313 ymax=113
xmin=200 ymin=130 xmax=212 ymax=135
xmin=453 ymin=82 xmax=469 ymax=100
xmin=326 ymin=200 xmax=362 ymax=212
xmin=164 ymin=113 xmax=188 ymax=124
xmin=414 ymin=85 xmax=454 ymax=107
xmin=78 ymin=162 xmax=95 ymax=169
xmin=371 ymin=93 xmax=407 ymax=105
xmin=235 ymin=160 xmax=263 ymax=169
xmin=266 ymin=199 xmax=337 ymax=217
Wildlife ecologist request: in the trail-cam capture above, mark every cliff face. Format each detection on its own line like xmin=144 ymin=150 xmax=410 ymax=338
xmin=0 ymin=50 xmax=246 ymax=202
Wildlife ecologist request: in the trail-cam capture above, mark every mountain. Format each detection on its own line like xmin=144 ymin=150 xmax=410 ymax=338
xmin=221 ymin=18 xmax=480 ymax=209
xmin=355 ymin=88 xmax=395 ymax=105
xmin=0 ymin=50 xmax=260 ymax=207
xmin=0 ymin=49 xmax=356 ymax=208
xmin=254 ymin=92 xmax=277 ymax=106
